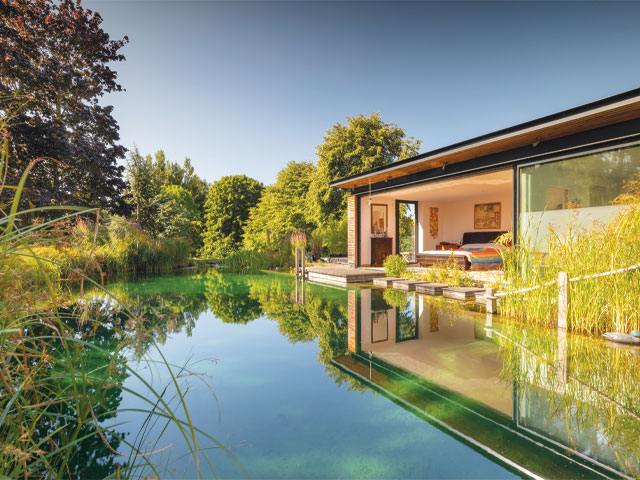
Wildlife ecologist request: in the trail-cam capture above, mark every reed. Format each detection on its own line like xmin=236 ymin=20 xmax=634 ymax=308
xmin=499 ymin=193 xmax=640 ymax=333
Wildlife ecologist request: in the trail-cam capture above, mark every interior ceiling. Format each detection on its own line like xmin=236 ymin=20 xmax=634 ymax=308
xmin=371 ymin=169 xmax=512 ymax=203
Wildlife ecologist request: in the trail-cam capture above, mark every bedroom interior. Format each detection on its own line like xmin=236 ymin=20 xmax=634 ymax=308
xmin=357 ymin=168 xmax=513 ymax=268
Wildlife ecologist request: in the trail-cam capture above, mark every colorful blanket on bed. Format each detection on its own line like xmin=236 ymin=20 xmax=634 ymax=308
xmin=457 ymin=244 xmax=504 ymax=270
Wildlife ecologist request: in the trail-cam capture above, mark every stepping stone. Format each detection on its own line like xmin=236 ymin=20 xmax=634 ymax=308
xmin=474 ymin=292 xmax=487 ymax=305
xmin=373 ymin=277 xmax=404 ymax=287
xmin=443 ymin=287 xmax=484 ymax=301
xmin=392 ymin=280 xmax=429 ymax=291
xmin=415 ymin=283 xmax=448 ymax=296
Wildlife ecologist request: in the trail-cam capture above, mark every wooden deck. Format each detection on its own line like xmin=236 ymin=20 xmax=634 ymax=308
xmin=307 ymin=266 xmax=386 ymax=285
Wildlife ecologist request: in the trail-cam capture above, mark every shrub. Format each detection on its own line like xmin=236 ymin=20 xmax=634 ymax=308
xmin=383 ymin=254 xmax=407 ymax=277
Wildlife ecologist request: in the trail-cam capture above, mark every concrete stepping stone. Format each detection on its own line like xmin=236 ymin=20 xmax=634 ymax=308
xmin=443 ymin=286 xmax=484 ymax=301
xmin=392 ymin=280 xmax=429 ymax=291
xmin=372 ymin=277 xmax=404 ymax=288
xmin=415 ymin=283 xmax=448 ymax=296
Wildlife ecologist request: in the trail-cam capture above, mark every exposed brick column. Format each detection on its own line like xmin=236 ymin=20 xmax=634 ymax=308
xmin=347 ymin=195 xmax=358 ymax=267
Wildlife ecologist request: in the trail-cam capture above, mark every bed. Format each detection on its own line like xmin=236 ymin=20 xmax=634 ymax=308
xmin=416 ymin=231 xmax=507 ymax=271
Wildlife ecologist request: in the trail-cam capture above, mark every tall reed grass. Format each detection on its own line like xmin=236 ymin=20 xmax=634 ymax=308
xmin=499 ymin=197 xmax=640 ymax=334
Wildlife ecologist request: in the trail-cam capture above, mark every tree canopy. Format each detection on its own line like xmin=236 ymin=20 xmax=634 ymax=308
xmin=202 ymin=175 xmax=263 ymax=258
xmin=243 ymin=161 xmax=316 ymax=251
xmin=0 ymin=0 xmax=129 ymax=211
xmin=124 ymin=148 xmax=208 ymax=249
xmin=306 ymin=112 xmax=421 ymax=226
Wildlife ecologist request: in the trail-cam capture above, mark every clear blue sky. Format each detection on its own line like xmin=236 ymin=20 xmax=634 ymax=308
xmin=88 ymin=1 xmax=640 ymax=185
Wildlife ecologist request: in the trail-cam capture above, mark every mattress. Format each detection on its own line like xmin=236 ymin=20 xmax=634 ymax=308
xmin=416 ymin=243 xmax=504 ymax=271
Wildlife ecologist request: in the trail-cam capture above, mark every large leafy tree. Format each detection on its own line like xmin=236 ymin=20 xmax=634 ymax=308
xmin=202 ymin=175 xmax=263 ymax=258
xmin=306 ymin=113 xmax=421 ymax=226
xmin=243 ymin=161 xmax=316 ymax=251
xmin=0 ymin=0 xmax=129 ymax=211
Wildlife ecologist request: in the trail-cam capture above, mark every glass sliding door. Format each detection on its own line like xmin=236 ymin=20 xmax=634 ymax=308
xmin=396 ymin=201 xmax=418 ymax=263
xmin=519 ymin=144 xmax=640 ymax=249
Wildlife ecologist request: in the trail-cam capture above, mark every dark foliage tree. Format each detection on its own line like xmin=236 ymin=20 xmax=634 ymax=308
xmin=0 ymin=0 xmax=129 ymax=211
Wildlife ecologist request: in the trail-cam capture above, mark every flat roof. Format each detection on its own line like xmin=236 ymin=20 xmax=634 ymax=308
xmin=330 ymin=87 xmax=640 ymax=189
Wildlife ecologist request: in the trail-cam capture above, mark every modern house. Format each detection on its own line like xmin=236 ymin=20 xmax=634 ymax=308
xmin=331 ymin=88 xmax=640 ymax=267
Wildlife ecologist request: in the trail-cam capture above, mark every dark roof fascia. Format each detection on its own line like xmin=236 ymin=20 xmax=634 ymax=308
xmin=330 ymin=86 xmax=640 ymax=188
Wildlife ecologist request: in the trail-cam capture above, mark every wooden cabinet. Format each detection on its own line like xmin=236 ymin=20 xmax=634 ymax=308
xmin=371 ymin=237 xmax=393 ymax=267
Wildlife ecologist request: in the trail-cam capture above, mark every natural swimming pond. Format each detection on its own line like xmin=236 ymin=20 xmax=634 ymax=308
xmin=77 ymin=271 xmax=639 ymax=479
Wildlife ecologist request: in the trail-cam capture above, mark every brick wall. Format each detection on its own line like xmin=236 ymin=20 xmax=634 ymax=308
xmin=347 ymin=195 xmax=357 ymax=266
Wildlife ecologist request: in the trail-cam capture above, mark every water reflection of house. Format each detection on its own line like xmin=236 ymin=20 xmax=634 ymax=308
xmin=336 ymin=288 xmax=633 ymax=479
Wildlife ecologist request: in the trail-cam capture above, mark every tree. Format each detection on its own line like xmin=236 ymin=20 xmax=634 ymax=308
xmin=124 ymin=148 xmax=161 ymax=232
xmin=156 ymin=184 xmax=203 ymax=249
xmin=306 ymin=113 xmax=421 ymax=226
xmin=0 ymin=0 xmax=129 ymax=211
xmin=124 ymin=148 xmax=208 ymax=248
xmin=202 ymin=175 xmax=263 ymax=258
xmin=243 ymin=161 xmax=316 ymax=251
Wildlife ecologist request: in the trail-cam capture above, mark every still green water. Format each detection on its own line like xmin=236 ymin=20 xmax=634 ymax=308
xmin=81 ymin=271 xmax=639 ymax=479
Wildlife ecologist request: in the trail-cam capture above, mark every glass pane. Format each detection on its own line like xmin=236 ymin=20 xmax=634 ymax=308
xmin=519 ymin=145 xmax=640 ymax=249
xmin=398 ymin=202 xmax=416 ymax=261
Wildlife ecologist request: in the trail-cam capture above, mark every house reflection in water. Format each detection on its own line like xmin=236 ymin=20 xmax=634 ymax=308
xmin=335 ymin=288 xmax=639 ymax=479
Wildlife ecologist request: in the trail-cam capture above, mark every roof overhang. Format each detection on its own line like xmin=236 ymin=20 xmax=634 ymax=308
xmin=330 ymin=88 xmax=640 ymax=190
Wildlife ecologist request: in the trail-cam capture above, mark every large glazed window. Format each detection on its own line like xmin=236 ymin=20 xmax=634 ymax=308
xmin=519 ymin=145 xmax=640 ymax=248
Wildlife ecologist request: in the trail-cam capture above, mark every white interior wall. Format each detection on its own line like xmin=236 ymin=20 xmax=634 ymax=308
xmin=433 ymin=190 xmax=513 ymax=247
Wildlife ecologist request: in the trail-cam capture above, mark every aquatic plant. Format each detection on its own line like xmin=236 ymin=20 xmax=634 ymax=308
xmin=414 ymin=255 xmax=476 ymax=287
xmin=383 ymin=254 xmax=407 ymax=277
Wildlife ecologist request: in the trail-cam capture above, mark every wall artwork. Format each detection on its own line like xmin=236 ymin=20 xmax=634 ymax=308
xmin=474 ymin=202 xmax=501 ymax=229
xmin=429 ymin=207 xmax=438 ymax=238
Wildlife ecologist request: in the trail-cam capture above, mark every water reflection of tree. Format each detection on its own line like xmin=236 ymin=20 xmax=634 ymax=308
xmin=101 ymin=275 xmax=209 ymax=348
xmin=245 ymin=275 xmax=368 ymax=393
xmin=497 ymin=323 xmax=640 ymax=478
xmin=203 ymin=270 xmax=263 ymax=324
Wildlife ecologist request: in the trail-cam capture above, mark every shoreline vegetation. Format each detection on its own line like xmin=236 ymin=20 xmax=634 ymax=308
xmin=499 ymin=179 xmax=640 ymax=335
xmin=0 ymin=169 xmax=225 ymax=476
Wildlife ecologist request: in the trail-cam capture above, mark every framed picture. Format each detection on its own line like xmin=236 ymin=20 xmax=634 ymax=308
xmin=474 ymin=202 xmax=501 ymax=229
